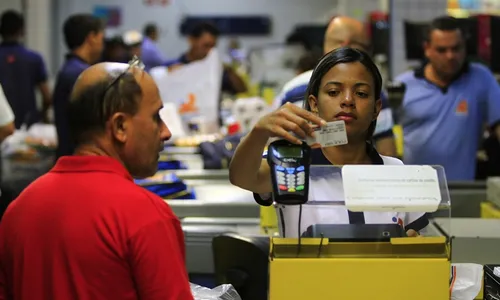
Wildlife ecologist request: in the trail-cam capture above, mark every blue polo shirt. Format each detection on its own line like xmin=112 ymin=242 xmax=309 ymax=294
xmin=53 ymin=54 xmax=90 ymax=158
xmin=395 ymin=63 xmax=500 ymax=181
xmin=163 ymin=54 xmax=237 ymax=94
xmin=273 ymin=70 xmax=395 ymax=140
xmin=0 ymin=41 xmax=48 ymax=128
xmin=141 ymin=37 xmax=166 ymax=71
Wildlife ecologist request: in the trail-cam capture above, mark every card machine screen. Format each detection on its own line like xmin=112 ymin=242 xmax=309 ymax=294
xmin=267 ymin=140 xmax=311 ymax=205
xmin=274 ymin=146 xmax=302 ymax=158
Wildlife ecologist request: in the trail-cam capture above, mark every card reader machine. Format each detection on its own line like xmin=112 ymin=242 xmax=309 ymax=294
xmin=267 ymin=139 xmax=312 ymax=205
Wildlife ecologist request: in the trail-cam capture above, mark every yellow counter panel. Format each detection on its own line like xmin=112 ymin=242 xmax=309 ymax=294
xmin=269 ymin=237 xmax=451 ymax=300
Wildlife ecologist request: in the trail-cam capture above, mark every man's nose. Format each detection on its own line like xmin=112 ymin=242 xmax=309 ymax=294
xmin=160 ymin=121 xmax=172 ymax=141
xmin=445 ymin=50 xmax=456 ymax=60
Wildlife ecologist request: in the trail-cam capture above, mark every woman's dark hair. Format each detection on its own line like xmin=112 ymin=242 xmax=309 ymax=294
xmin=304 ymin=47 xmax=383 ymax=142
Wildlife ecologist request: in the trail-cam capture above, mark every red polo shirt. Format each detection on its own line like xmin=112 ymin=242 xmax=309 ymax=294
xmin=0 ymin=156 xmax=194 ymax=300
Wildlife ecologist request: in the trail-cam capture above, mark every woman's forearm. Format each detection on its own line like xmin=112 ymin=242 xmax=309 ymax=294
xmin=229 ymin=128 xmax=272 ymax=193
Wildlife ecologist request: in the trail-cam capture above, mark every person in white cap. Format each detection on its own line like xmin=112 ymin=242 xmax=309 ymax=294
xmin=123 ymin=30 xmax=143 ymax=61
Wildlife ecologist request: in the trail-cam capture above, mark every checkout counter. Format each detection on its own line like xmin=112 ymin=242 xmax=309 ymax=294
xmin=147 ymin=142 xmax=500 ymax=298
xmin=247 ymin=163 xmax=453 ymax=300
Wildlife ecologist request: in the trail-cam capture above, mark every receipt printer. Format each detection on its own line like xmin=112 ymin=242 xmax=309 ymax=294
xmin=267 ymin=139 xmax=311 ymax=205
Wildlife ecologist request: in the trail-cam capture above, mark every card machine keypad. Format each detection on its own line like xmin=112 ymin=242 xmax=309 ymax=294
xmin=267 ymin=140 xmax=311 ymax=205
xmin=276 ymin=165 xmax=306 ymax=193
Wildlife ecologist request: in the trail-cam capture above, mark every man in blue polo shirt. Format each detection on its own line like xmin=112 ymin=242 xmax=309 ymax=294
xmin=141 ymin=23 xmax=167 ymax=71
xmin=273 ymin=16 xmax=397 ymax=156
xmin=0 ymin=10 xmax=51 ymax=128
xmin=53 ymin=14 xmax=104 ymax=158
xmin=163 ymin=22 xmax=247 ymax=95
xmin=395 ymin=16 xmax=500 ymax=181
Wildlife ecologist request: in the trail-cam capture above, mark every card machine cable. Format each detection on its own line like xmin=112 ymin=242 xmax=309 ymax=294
xmin=267 ymin=140 xmax=312 ymax=205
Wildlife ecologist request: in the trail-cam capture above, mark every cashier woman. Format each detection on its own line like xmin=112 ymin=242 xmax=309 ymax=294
xmin=229 ymin=47 xmax=428 ymax=238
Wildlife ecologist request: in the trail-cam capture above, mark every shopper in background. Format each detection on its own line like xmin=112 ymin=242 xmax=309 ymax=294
xmin=164 ymin=22 xmax=247 ymax=95
xmin=101 ymin=35 xmax=126 ymax=63
xmin=395 ymin=16 xmax=500 ymax=181
xmin=273 ymin=16 xmax=397 ymax=157
xmin=141 ymin=23 xmax=167 ymax=71
xmin=0 ymin=10 xmax=51 ymax=128
xmin=53 ymin=14 xmax=104 ymax=159
xmin=0 ymin=60 xmax=193 ymax=300
xmin=123 ymin=30 xmax=143 ymax=61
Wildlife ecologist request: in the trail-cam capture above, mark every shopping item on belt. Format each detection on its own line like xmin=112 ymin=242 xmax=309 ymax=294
xmin=199 ymin=134 xmax=243 ymax=169
xmin=135 ymin=173 xmax=195 ymax=199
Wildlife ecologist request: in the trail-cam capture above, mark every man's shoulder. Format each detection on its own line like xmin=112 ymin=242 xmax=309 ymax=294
xmin=24 ymin=49 xmax=44 ymax=61
xmin=276 ymin=70 xmax=313 ymax=106
xmin=56 ymin=63 xmax=85 ymax=84
xmin=282 ymin=70 xmax=313 ymax=94
xmin=394 ymin=69 xmax=417 ymax=84
xmin=163 ymin=58 xmax=182 ymax=67
xmin=468 ymin=62 xmax=495 ymax=80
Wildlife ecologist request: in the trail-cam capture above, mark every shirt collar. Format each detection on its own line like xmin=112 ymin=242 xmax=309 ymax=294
xmin=311 ymin=142 xmax=384 ymax=165
xmin=178 ymin=53 xmax=190 ymax=64
xmin=65 ymin=53 xmax=91 ymax=65
xmin=51 ymin=156 xmax=133 ymax=181
xmin=414 ymin=60 xmax=470 ymax=93
xmin=0 ymin=41 xmax=21 ymax=47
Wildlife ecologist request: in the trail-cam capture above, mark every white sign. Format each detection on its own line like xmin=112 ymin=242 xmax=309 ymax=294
xmin=159 ymin=102 xmax=186 ymax=138
xmin=151 ymin=49 xmax=223 ymax=133
xmin=342 ymin=165 xmax=441 ymax=212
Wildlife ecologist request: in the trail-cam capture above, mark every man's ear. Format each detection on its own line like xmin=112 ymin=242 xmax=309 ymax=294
xmin=188 ymin=36 xmax=196 ymax=48
xmin=374 ymin=98 xmax=382 ymax=121
xmin=423 ymin=41 xmax=431 ymax=59
xmin=110 ymin=112 xmax=130 ymax=143
xmin=308 ymin=95 xmax=319 ymax=113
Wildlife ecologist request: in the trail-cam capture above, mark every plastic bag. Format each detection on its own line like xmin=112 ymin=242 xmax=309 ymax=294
xmin=190 ymin=283 xmax=242 ymax=300
xmin=450 ymin=263 xmax=483 ymax=300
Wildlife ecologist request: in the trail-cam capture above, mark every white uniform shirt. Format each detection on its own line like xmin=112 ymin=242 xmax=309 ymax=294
xmin=257 ymin=146 xmax=429 ymax=238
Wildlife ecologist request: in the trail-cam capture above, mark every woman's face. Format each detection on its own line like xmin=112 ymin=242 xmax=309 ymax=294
xmin=307 ymin=61 xmax=381 ymax=141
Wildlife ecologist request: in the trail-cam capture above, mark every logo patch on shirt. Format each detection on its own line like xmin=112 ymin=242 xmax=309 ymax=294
xmin=6 ymin=55 xmax=15 ymax=64
xmin=392 ymin=216 xmax=404 ymax=228
xmin=455 ymin=99 xmax=468 ymax=115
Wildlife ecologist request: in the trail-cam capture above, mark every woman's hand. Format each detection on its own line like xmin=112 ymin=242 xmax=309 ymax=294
xmin=406 ymin=229 xmax=420 ymax=237
xmin=254 ymin=102 xmax=327 ymax=145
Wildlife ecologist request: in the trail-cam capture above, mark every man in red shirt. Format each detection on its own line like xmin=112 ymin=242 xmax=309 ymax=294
xmin=0 ymin=58 xmax=194 ymax=300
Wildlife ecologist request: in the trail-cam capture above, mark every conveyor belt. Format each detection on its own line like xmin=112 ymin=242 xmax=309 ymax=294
xmin=168 ymin=199 xmax=259 ymax=219
xmin=430 ymin=218 xmax=500 ymax=265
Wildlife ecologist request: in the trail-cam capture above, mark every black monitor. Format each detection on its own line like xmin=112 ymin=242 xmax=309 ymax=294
xmin=370 ymin=20 xmax=390 ymax=56
xmin=456 ymin=17 xmax=478 ymax=57
xmin=212 ymin=233 xmax=270 ymax=300
xmin=404 ymin=21 xmax=428 ymax=60
xmin=484 ymin=16 xmax=500 ymax=72
xmin=286 ymin=25 xmax=328 ymax=52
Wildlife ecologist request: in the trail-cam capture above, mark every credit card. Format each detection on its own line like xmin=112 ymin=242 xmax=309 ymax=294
xmin=305 ymin=120 xmax=348 ymax=148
